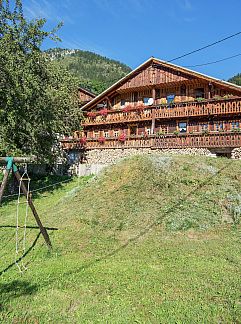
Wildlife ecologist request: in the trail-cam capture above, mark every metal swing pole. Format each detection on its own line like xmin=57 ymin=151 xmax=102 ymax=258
xmin=0 ymin=156 xmax=52 ymax=250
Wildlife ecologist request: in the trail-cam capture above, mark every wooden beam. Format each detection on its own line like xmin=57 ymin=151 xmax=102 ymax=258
xmin=151 ymin=108 xmax=156 ymax=134
xmin=105 ymin=97 xmax=113 ymax=109
xmin=14 ymin=170 xmax=52 ymax=250
xmin=0 ymin=157 xmax=36 ymax=164
xmin=0 ymin=168 xmax=11 ymax=204
xmin=152 ymin=88 xmax=156 ymax=105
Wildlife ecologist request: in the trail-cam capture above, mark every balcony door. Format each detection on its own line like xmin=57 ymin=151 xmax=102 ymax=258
xmin=129 ymin=124 xmax=138 ymax=136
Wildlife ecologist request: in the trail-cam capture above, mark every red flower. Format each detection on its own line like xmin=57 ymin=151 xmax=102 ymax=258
xmin=122 ymin=105 xmax=131 ymax=112
xmin=80 ymin=137 xmax=87 ymax=144
xmin=118 ymin=133 xmax=126 ymax=142
xmin=136 ymin=104 xmax=145 ymax=111
xmin=98 ymin=136 xmax=106 ymax=143
xmin=87 ymin=111 xmax=96 ymax=118
xmin=99 ymin=108 xmax=108 ymax=116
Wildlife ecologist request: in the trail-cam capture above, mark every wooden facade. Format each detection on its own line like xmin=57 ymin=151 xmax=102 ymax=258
xmin=62 ymin=58 xmax=241 ymax=152
xmin=78 ymin=87 xmax=96 ymax=105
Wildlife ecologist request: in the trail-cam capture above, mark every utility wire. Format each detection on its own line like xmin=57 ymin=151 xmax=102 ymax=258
xmin=168 ymin=31 xmax=241 ymax=62
xmin=2 ymin=177 xmax=73 ymax=199
xmin=183 ymin=53 xmax=241 ymax=68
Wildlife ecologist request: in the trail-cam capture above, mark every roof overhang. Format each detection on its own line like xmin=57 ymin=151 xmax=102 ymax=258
xmin=81 ymin=57 xmax=241 ymax=111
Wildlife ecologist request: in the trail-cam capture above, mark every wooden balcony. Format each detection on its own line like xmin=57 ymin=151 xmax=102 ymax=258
xmin=82 ymin=97 xmax=241 ymax=126
xmin=61 ymin=131 xmax=241 ymax=150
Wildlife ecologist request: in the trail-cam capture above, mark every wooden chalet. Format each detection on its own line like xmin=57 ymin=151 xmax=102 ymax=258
xmin=62 ymin=57 xmax=241 ymax=156
xmin=78 ymin=87 xmax=96 ymax=105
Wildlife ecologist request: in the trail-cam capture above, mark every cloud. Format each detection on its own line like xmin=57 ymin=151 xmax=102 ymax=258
xmin=178 ymin=0 xmax=193 ymax=11
xmin=24 ymin=0 xmax=73 ymax=24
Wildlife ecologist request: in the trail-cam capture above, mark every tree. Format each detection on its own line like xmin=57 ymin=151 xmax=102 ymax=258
xmin=228 ymin=73 xmax=241 ymax=86
xmin=0 ymin=0 xmax=82 ymax=161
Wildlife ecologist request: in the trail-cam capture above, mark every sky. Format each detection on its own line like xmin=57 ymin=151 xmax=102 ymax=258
xmin=22 ymin=0 xmax=241 ymax=80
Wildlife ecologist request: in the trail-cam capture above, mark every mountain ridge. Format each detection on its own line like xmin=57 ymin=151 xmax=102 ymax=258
xmin=45 ymin=48 xmax=132 ymax=94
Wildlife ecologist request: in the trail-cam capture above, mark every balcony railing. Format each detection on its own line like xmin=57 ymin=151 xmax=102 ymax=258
xmin=82 ymin=97 xmax=241 ymax=126
xmin=61 ymin=131 xmax=241 ymax=150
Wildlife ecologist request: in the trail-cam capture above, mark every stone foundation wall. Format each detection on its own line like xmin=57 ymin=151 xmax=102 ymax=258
xmin=86 ymin=148 xmax=215 ymax=165
xmin=231 ymin=147 xmax=241 ymax=159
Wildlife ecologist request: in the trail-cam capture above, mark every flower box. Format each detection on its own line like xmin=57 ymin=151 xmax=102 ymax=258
xmin=98 ymin=136 xmax=106 ymax=143
xmin=80 ymin=137 xmax=87 ymax=144
xmin=118 ymin=133 xmax=126 ymax=142
xmin=99 ymin=108 xmax=108 ymax=116
xmin=87 ymin=111 xmax=97 ymax=118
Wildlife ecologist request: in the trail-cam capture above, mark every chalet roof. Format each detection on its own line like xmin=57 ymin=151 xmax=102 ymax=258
xmin=78 ymin=87 xmax=96 ymax=98
xmin=81 ymin=57 xmax=241 ymax=111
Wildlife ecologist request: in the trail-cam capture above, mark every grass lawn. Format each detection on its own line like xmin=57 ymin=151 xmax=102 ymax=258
xmin=0 ymin=155 xmax=240 ymax=323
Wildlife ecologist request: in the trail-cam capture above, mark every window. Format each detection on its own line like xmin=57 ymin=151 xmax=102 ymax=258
xmin=120 ymin=99 xmax=125 ymax=107
xmin=201 ymin=123 xmax=208 ymax=131
xmin=129 ymin=125 xmax=137 ymax=136
xmin=179 ymin=122 xmax=187 ymax=133
xmin=133 ymin=92 xmax=138 ymax=102
xmin=160 ymin=126 xmax=168 ymax=134
xmin=215 ymin=122 xmax=223 ymax=131
xmin=94 ymin=131 xmax=99 ymax=138
xmin=145 ymin=127 xmax=151 ymax=135
xmin=114 ymin=130 xmax=119 ymax=137
xmin=104 ymin=130 xmax=109 ymax=138
xmin=155 ymin=89 xmax=161 ymax=99
xmin=195 ymin=88 xmax=205 ymax=98
xmin=180 ymin=85 xmax=186 ymax=97
xmin=231 ymin=121 xmax=239 ymax=129
xmin=167 ymin=94 xmax=175 ymax=104
xmin=143 ymin=97 xmax=154 ymax=106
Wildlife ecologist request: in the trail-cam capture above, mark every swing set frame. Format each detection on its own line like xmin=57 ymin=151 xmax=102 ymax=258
xmin=0 ymin=156 xmax=52 ymax=250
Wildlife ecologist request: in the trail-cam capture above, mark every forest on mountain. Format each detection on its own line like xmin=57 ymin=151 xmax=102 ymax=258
xmin=228 ymin=73 xmax=241 ymax=86
xmin=47 ymin=48 xmax=241 ymax=92
xmin=46 ymin=48 xmax=132 ymax=94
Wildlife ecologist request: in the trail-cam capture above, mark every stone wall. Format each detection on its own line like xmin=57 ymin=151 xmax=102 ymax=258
xmin=85 ymin=148 xmax=215 ymax=165
xmin=231 ymin=148 xmax=241 ymax=159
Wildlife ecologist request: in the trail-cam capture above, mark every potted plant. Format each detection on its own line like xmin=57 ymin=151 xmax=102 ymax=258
xmin=98 ymin=136 xmax=106 ymax=143
xmin=136 ymin=104 xmax=145 ymax=112
xmin=118 ymin=133 xmax=126 ymax=142
xmin=99 ymin=108 xmax=108 ymax=116
xmin=87 ymin=111 xmax=96 ymax=118
xmin=80 ymin=137 xmax=87 ymax=145
xmin=123 ymin=105 xmax=131 ymax=113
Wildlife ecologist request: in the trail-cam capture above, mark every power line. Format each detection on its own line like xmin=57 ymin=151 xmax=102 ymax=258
xmin=2 ymin=177 xmax=73 ymax=199
xmin=183 ymin=53 xmax=241 ymax=68
xmin=168 ymin=31 xmax=241 ymax=62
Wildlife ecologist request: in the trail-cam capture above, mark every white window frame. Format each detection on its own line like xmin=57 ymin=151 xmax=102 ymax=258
xmin=114 ymin=130 xmax=119 ymax=137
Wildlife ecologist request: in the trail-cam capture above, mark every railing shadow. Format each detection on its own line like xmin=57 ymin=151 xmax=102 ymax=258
xmin=0 ymin=280 xmax=38 ymax=312
xmin=0 ymin=232 xmax=41 ymax=276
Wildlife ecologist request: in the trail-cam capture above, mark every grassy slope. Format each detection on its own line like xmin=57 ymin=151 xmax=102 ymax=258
xmin=0 ymin=155 xmax=240 ymax=323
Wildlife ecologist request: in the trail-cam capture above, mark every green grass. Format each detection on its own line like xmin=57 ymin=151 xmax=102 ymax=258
xmin=0 ymin=155 xmax=241 ymax=323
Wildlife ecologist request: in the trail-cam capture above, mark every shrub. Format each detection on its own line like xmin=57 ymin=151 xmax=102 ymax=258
xmin=196 ymin=97 xmax=206 ymax=102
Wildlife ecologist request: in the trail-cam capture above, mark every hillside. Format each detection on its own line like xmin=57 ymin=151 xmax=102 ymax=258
xmin=46 ymin=48 xmax=132 ymax=94
xmin=0 ymin=155 xmax=240 ymax=322
xmin=228 ymin=73 xmax=241 ymax=86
